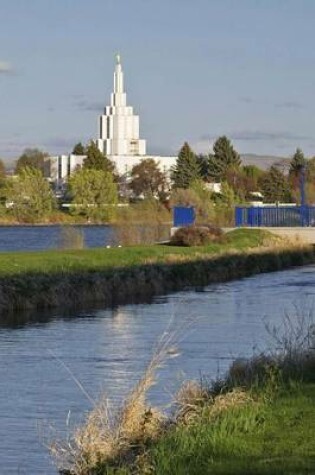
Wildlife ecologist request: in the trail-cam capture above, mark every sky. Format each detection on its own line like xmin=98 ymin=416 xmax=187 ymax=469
xmin=1 ymin=0 xmax=315 ymax=161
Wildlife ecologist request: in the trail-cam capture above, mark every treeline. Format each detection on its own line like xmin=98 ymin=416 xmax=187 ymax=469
xmin=0 ymin=136 xmax=313 ymax=225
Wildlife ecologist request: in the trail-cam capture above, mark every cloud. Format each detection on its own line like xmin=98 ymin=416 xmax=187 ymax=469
xmin=75 ymin=99 xmax=104 ymax=112
xmin=229 ymin=130 xmax=312 ymax=142
xmin=274 ymin=101 xmax=304 ymax=109
xmin=0 ymin=61 xmax=13 ymax=74
xmin=239 ymin=96 xmax=253 ymax=104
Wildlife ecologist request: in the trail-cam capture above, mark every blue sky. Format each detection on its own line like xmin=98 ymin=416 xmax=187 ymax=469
xmin=1 ymin=0 xmax=315 ymax=160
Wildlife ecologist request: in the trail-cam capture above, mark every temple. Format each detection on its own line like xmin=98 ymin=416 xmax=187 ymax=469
xmin=97 ymin=54 xmax=146 ymax=157
xmin=96 ymin=55 xmax=176 ymax=176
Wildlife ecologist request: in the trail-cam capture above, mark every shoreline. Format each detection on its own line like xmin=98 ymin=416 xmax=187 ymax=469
xmin=1 ymin=231 xmax=315 ymax=317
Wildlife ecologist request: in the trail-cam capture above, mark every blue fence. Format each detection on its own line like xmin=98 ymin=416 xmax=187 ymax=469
xmin=173 ymin=206 xmax=195 ymax=227
xmin=235 ymin=206 xmax=315 ymax=227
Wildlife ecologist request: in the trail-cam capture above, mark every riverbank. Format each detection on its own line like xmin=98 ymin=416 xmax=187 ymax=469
xmin=0 ymin=229 xmax=315 ymax=316
xmin=56 ymin=336 xmax=315 ymax=474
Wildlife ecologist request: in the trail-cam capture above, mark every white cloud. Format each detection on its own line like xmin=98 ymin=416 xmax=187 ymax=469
xmin=0 ymin=61 xmax=12 ymax=73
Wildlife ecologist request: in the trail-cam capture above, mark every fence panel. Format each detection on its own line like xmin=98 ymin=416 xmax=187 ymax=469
xmin=235 ymin=206 xmax=315 ymax=227
xmin=173 ymin=207 xmax=195 ymax=227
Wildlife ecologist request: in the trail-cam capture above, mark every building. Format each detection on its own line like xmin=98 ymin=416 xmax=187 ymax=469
xmin=44 ymin=55 xmax=177 ymax=185
xmin=44 ymin=154 xmax=85 ymax=187
xmin=97 ymin=54 xmax=176 ymax=176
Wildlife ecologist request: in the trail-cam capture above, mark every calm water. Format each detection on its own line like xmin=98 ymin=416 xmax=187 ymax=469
xmin=0 ymin=226 xmax=113 ymax=252
xmin=0 ymin=266 xmax=315 ymax=473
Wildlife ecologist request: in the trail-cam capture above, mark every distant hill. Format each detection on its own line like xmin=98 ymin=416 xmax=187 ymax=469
xmin=240 ymin=154 xmax=290 ymax=171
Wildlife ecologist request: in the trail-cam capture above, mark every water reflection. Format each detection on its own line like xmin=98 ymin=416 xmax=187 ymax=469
xmin=0 ymin=265 xmax=315 ymax=473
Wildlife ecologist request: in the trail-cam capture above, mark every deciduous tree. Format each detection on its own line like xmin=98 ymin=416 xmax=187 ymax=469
xmin=130 ymin=158 xmax=167 ymax=200
xmin=5 ymin=167 xmax=55 ymax=222
xmin=15 ymin=148 xmax=47 ymax=174
xmin=68 ymin=168 xmax=118 ymax=221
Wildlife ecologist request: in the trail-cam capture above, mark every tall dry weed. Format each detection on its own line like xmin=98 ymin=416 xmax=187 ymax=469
xmin=51 ymin=316 xmax=193 ymax=474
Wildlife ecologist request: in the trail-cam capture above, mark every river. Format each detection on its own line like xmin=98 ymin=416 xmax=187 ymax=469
xmin=0 ymin=225 xmax=113 ymax=252
xmin=0 ymin=265 xmax=314 ymax=474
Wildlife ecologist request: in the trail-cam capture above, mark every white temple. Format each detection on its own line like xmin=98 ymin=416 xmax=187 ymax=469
xmin=97 ymin=54 xmax=146 ymax=157
xmin=97 ymin=55 xmax=176 ymax=176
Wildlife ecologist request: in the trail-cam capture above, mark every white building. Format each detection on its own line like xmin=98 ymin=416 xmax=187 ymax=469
xmin=44 ymin=154 xmax=85 ymax=185
xmin=97 ymin=54 xmax=176 ymax=176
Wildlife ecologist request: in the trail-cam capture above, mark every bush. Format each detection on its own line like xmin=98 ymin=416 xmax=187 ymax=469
xmin=171 ymin=225 xmax=223 ymax=246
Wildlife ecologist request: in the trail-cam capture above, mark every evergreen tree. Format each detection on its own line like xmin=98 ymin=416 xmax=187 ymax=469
xmin=171 ymin=142 xmax=201 ymax=189
xmin=289 ymin=148 xmax=306 ymax=177
xmin=196 ymin=154 xmax=210 ymax=180
xmin=83 ymin=141 xmax=115 ymax=173
xmin=72 ymin=142 xmax=86 ymax=155
xmin=261 ymin=166 xmax=292 ymax=203
xmin=208 ymin=136 xmax=241 ymax=181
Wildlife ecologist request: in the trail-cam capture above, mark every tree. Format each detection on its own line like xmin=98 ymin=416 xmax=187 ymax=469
xmin=261 ymin=166 xmax=292 ymax=203
xmin=289 ymin=149 xmax=307 ymax=203
xmin=15 ymin=148 xmax=47 ymax=174
xmin=208 ymin=136 xmax=241 ymax=181
xmin=171 ymin=142 xmax=201 ymax=189
xmin=130 ymin=159 xmax=167 ymax=200
xmin=83 ymin=141 xmax=115 ymax=173
xmin=72 ymin=142 xmax=86 ymax=155
xmin=196 ymin=154 xmax=210 ymax=180
xmin=289 ymin=148 xmax=306 ymax=178
xmin=5 ymin=167 xmax=55 ymax=222
xmin=68 ymin=168 xmax=118 ymax=221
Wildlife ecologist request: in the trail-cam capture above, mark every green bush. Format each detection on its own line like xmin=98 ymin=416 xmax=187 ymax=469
xmin=171 ymin=225 xmax=223 ymax=246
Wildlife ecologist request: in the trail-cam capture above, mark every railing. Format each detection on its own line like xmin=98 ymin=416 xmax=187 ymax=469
xmin=235 ymin=206 xmax=315 ymax=227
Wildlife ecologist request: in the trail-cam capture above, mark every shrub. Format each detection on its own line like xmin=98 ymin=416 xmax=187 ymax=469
xmin=171 ymin=225 xmax=223 ymax=246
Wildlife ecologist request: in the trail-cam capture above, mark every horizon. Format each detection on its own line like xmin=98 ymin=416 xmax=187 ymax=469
xmin=1 ymin=1 xmax=315 ymax=159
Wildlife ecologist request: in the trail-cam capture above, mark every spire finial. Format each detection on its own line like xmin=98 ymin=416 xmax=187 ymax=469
xmin=115 ymin=53 xmax=121 ymax=65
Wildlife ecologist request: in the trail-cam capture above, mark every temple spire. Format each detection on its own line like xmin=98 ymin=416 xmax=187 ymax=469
xmin=97 ymin=55 xmax=146 ymax=157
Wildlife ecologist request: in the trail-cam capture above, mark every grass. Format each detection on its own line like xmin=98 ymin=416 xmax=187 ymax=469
xmin=137 ymin=384 xmax=315 ymax=475
xmin=0 ymin=228 xmax=314 ymax=316
xmin=91 ymin=347 xmax=315 ymax=475
xmin=0 ymin=229 xmax=298 ymax=276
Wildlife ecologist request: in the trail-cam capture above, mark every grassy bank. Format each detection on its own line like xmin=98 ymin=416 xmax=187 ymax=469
xmin=0 ymin=229 xmax=315 ymax=316
xmin=98 ymin=383 xmax=315 ymax=475
xmin=54 ymin=326 xmax=315 ymax=475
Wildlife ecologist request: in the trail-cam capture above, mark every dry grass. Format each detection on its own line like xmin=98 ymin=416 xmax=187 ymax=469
xmin=59 ymin=226 xmax=85 ymax=250
xmin=50 ymin=318 xmax=193 ymax=474
xmin=175 ymin=380 xmax=253 ymax=425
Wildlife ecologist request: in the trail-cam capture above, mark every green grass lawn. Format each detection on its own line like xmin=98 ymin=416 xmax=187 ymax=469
xmin=104 ymin=384 xmax=315 ymax=475
xmin=0 ymin=229 xmax=279 ymax=277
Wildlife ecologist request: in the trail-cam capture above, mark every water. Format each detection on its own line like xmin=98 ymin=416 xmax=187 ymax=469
xmin=0 ymin=225 xmax=113 ymax=252
xmin=0 ymin=265 xmax=315 ymax=473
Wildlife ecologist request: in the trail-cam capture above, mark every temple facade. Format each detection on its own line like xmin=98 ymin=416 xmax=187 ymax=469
xmin=97 ymin=55 xmax=176 ymax=176
xmin=97 ymin=54 xmax=146 ymax=157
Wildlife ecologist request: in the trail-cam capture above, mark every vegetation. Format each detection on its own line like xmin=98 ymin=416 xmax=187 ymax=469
xmin=171 ymin=142 xmax=201 ymax=189
xmin=53 ymin=308 xmax=315 ymax=475
xmin=208 ymin=135 xmax=241 ymax=181
xmin=261 ymin=166 xmax=293 ymax=203
xmin=130 ymin=158 xmax=167 ymax=200
xmin=68 ymin=168 xmax=118 ymax=222
xmin=0 ymin=229 xmax=314 ymax=317
xmin=83 ymin=141 xmax=115 ymax=173
xmin=72 ymin=142 xmax=86 ymax=155
xmin=15 ymin=147 xmax=47 ymax=174
xmin=170 ymin=225 xmax=223 ymax=246
xmin=5 ymin=166 xmax=55 ymax=222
